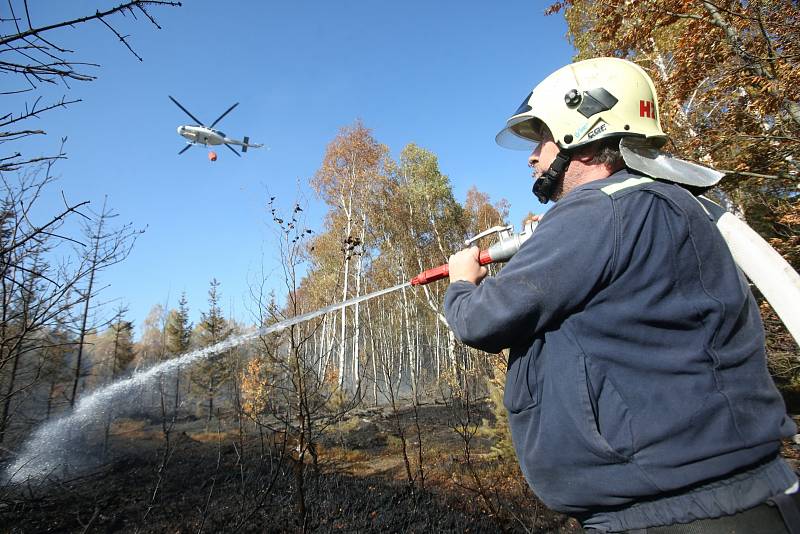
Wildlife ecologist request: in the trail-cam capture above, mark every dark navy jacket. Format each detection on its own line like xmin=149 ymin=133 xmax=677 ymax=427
xmin=444 ymin=171 xmax=796 ymax=516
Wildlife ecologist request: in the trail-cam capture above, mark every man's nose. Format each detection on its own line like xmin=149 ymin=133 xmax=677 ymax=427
xmin=528 ymin=153 xmax=538 ymax=168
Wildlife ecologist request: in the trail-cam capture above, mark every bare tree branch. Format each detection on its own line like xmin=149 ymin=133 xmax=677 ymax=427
xmin=0 ymin=154 xmax=67 ymax=173
xmin=97 ymin=15 xmax=143 ymax=62
xmin=0 ymin=1 xmax=181 ymax=48
xmin=0 ymin=200 xmax=90 ymax=257
xmin=0 ymin=96 xmax=82 ymax=129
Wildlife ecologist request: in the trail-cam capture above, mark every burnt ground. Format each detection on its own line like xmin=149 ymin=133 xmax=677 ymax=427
xmin=0 ymin=402 xmax=580 ymax=533
xmin=2 ymin=404 xmax=799 ymax=534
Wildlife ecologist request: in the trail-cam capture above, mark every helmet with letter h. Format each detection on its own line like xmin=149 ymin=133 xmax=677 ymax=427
xmin=496 ymin=57 xmax=668 ymax=153
xmin=495 ymin=57 xmax=725 ymax=202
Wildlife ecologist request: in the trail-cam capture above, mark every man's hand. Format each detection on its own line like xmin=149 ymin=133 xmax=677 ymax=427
xmin=448 ymin=246 xmax=488 ymax=285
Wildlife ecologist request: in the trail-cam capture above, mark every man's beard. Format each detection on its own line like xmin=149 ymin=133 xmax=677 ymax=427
xmin=532 ymin=174 xmax=565 ymax=203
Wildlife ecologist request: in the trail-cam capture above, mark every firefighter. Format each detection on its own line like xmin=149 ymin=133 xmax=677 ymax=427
xmin=444 ymin=57 xmax=799 ymax=532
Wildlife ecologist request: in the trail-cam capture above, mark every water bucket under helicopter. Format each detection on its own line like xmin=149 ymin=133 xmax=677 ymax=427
xmin=208 ymin=150 xmax=217 ymax=162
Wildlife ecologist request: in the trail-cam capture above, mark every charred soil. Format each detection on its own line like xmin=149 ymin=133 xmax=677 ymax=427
xmin=7 ymin=403 xmax=796 ymax=533
xmin=0 ymin=402 xmax=579 ymax=533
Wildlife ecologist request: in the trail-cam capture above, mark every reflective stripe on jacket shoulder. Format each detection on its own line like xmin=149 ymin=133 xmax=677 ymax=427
xmin=601 ymin=176 xmax=654 ymax=195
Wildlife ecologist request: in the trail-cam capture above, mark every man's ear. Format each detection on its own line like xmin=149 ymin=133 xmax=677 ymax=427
xmin=572 ymin=145 xmax=597 ymax=163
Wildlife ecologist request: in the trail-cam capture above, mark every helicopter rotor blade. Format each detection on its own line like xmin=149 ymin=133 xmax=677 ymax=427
xmin=178 ymin=144 xmax=193 ymax=155
xmin=169 ymin=95 xmax=206 ymax=126
xmin=224 ymin=143 xmax=242 ymax=157
xmin=209 ymin=102 xmax=239 ymax=128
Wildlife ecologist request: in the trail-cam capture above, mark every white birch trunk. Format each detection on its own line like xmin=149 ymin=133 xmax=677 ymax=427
xmin=435 ymin=317 xmax=441 ymax=382
xmin=318 ymin=314 xmax=328 ymax=380
xmin=325 ymin=312 xmax=338 ymax=383
xmin=352 ymin=215 xmax=367 ymax=394
xmin=400 ymin=282 xmax=416 ymax=399
xmin=337 ymin=187 xmax=354 ymax=390
xmin=366 ymin=298 xmax=379 ymax=405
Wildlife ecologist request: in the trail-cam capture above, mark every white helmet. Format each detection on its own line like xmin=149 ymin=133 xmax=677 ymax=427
xmin=496 ymin=57 xmax=668 ymax=151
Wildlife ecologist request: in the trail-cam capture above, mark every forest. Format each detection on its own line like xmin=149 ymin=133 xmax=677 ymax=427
xmin=2 ymin=1 xmax=799 ymax=532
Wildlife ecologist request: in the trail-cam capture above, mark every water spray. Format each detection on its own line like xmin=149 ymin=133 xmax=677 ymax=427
xmin=3 ymin=222 xmax=537 ymax=483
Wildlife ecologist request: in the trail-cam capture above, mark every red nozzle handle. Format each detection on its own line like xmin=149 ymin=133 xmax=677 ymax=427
xmin=410 ymin=250 xmax=493 ymax=286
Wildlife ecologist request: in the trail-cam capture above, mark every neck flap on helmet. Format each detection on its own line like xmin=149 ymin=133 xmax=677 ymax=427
xmin=533 ymin=150 xmax=572 ymax=204
xmin=619 ymin=138 xmax=724 ymax=190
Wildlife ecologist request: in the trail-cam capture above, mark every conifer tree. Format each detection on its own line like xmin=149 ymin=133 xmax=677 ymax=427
xmin=108 ymin=312 xmax=135 ymax=380
xmin=165 ymin=293 xmax=192 ymax=355
xmin=191 ymin=279 xmax=232 ymax=423
xmin=165 ymin=292 xmax=192 ymax=411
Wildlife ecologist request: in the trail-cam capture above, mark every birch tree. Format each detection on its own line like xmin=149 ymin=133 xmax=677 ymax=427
xmin=311 ymin=121 xmax=387 ymax=391
xmin=374 ymin=144 xmax=471 ymax=388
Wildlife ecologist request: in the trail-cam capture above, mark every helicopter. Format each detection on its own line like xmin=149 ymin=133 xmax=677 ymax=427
xmin=169 ymin=95 xmax=263 ymax=160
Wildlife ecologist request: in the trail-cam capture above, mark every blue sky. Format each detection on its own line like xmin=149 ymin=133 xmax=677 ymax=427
xmin=9 ymin=1 xmax=575 ymax=333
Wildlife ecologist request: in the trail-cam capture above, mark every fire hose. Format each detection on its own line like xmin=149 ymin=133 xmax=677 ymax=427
xmin=411 ymin=220 xmax=538 ymax=286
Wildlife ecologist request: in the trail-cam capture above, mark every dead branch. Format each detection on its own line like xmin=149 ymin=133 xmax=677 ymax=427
xmin=0 ymin=199 xmax=90 ymax=257
xmin=0 ymin=1 xmax=181 ymax=48
xmin=0 ymin=96 xmax=83 ymax=129
xmin=96 ymin=14 xmax=143 ymax=62
xmin=0 ymin=130 xmax=46 ymax=141
xmin=0 ymin=154 xmax=67 ymax=173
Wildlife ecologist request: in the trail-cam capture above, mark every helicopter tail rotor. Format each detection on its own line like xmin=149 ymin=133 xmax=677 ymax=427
xmin=242 ymin=136 xmax=249 ymax=153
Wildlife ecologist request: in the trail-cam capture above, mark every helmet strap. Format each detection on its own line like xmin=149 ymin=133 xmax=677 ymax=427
xmin=533 ymin=150 xmax=572 ymax=203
